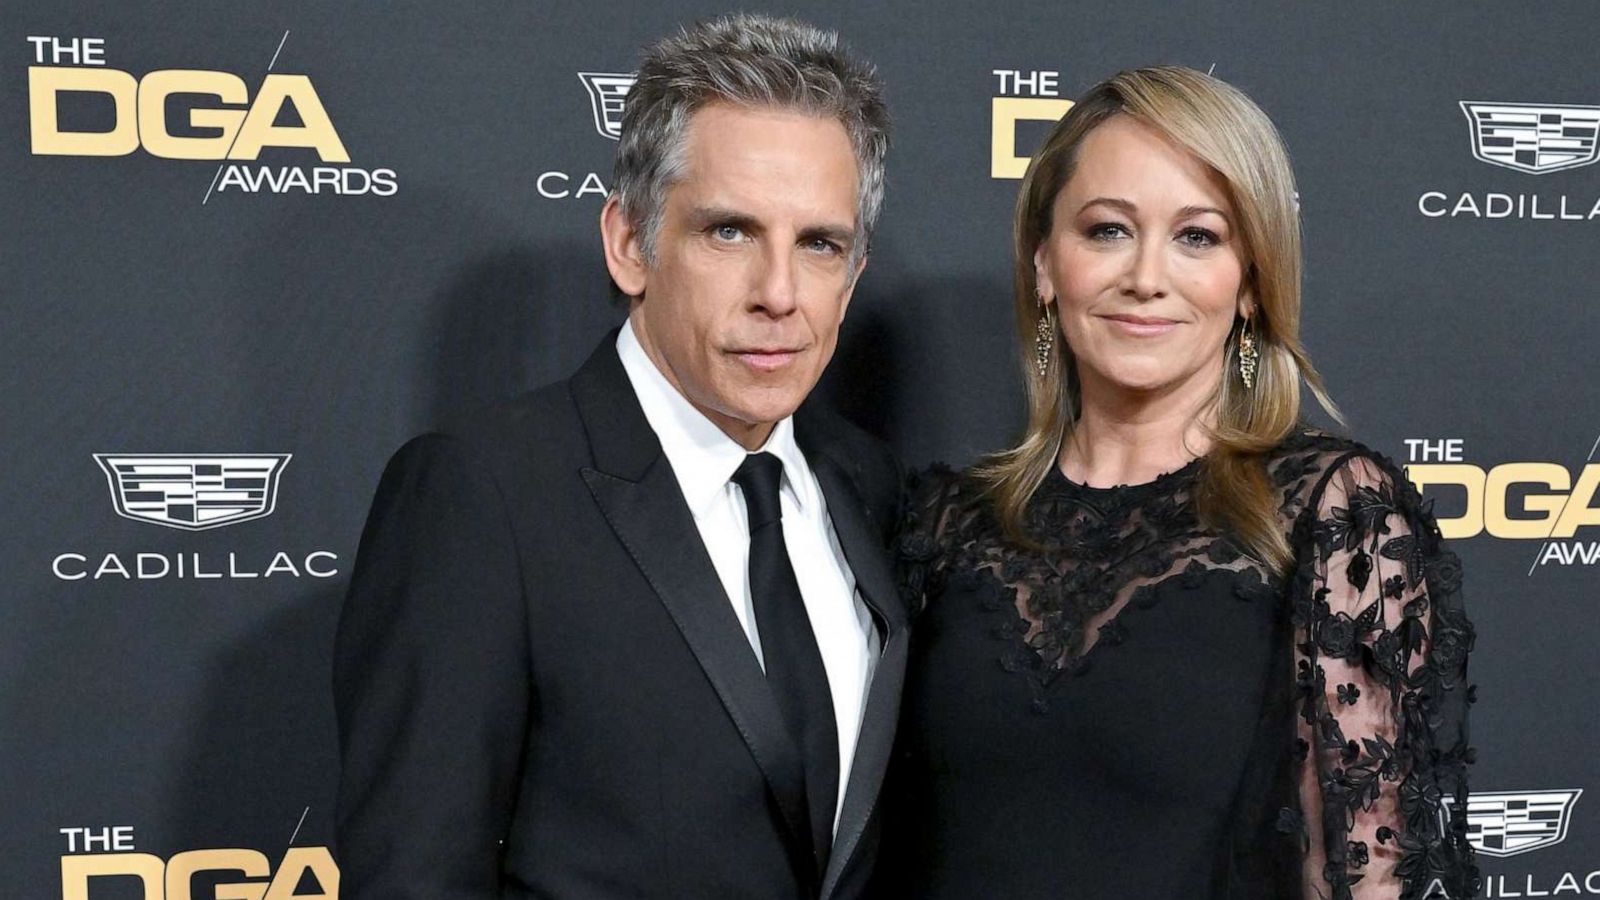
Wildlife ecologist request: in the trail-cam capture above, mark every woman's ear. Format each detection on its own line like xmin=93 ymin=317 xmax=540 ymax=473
xmin=1033 ymin=245 xmax=1056 ymax=306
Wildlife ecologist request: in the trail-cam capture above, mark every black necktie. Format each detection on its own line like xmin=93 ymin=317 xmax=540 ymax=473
xmin=732 ymin=452 xmax=839 ymax=876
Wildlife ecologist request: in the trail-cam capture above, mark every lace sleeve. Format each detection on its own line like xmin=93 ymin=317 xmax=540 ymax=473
xmin=895 ymin=465 xmax=962 ymax=615
xmin=1289 ymin=452 xmax=1480 ymax=900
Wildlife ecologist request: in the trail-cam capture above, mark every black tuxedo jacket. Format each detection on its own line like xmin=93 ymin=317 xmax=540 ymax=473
xmin=333 ymin=334 xmax=907 ymax=899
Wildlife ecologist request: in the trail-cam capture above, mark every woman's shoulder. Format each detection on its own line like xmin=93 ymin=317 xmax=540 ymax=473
xmin=1266 ymin=427 xmax=1431 ymax=530
xmin=902 ymin=463 xmax=987 ymax=532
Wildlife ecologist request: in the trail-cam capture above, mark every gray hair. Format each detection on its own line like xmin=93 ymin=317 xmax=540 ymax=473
xmin=613 ymin=13 xmax=890 ymax=265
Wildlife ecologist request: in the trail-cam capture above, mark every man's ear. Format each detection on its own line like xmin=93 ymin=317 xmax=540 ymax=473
xmin=601 ymin=195 xmax=647 ymax=298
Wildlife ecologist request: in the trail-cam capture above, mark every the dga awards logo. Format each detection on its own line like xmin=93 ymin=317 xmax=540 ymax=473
xmin=1447 ymin=789 xmax=1582 ymax=858
xmin=94 ymin=454 xmax=290 ymax=531
xmin=53 ymin=452 xmax=340 ymax=582
xmin=537 ymin=71 xmax=636 ymax=200
xmin=989 ymin=68 xmax=1072 ymax=179
xmin=1460 ymin=102 xmax=1600 ymax=175
xmin=25 ymin=33 xmax=398 ymax=199
xmin=1418 ymin=99 xmax=1600 ymax=221
xmin=1403 ymin=437 xmax=1600 ymax=570
xmin=57 ymin=821 xmax=337 ymax=900
xmin=578 ymin=72 xmax=634 ymax=140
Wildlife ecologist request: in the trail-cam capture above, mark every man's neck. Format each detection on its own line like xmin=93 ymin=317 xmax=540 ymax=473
xmin=624 ymin=314 xmax=776 ymax=451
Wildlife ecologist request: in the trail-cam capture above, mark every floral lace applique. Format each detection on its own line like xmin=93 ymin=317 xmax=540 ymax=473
xmin=897 ymin=431 xmax=1480 ymax=899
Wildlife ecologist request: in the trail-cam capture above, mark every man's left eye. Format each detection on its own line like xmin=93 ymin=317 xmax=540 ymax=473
xmin=804 ymin=238 xmax=843 ymax=255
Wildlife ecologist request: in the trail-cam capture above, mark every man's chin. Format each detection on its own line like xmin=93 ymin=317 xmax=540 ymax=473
xmin=710 ymin=391 xmax=808 ymax=434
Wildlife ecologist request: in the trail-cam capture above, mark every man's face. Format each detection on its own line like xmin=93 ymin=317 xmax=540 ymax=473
xmin=604 ymin=103 xmax=865 ymax=449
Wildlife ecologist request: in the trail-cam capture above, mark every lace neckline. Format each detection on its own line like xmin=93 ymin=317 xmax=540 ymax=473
xmin=1045 ymin=455 xmax=1204 ymax=501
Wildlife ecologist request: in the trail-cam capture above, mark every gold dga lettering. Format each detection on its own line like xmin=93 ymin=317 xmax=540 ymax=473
xmin=1485 ymin=462 xmax=1569 ymax=539
xmin=169 ymin=848 xmax=270 ymax=900
xmin=60 ymin=852 xmax=164 ymax=900
xmin=29 ymin=66 xmax=138 ymax=156
xmin=990 ymin=97 xmax=1072 ymax=179
xmin=230 ymin=74 xmax=350 ymax=162
xmin=1553 ymin=464 xmax=1600 ymax=538
xmin=261 ymin=847 xmax=339 ymax=900
xmin=138 ymin=69 xmax=248 ymax=159
xmin=1405 ymin=464 xmax=1486 ymax=539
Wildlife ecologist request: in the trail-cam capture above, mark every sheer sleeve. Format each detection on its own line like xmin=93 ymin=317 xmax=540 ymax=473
xmin=895 ymin=465 xmax=963 ymax=615
xmin=1289 ymin=451 xmax=1480 ymax=900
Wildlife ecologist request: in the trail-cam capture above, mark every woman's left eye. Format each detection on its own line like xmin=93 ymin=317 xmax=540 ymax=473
xmin=1177 ymin=227 xmax=1220 ymax=248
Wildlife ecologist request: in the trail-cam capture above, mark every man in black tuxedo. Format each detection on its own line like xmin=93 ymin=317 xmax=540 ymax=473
xmin=333 ymin=14 xmax=903 ymax=899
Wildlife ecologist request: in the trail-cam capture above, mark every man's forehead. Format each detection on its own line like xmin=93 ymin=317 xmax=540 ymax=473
xmin=669 ymin=104 xmax=859 ymax=223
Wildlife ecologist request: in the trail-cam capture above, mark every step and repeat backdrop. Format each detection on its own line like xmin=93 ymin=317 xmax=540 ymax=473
xmin=4 ymin=1 xmax=1599 ymax=897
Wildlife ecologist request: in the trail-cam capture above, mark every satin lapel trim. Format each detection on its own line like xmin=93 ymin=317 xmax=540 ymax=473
xmin=809 ymin=456 xmax=908 ymax=897
xmin=820 ymin=625 xmax=906 ymax=899
xmin=810 ymin=458 xmax=905 ymax=634
xmin=581 ymin=457 xmax=813 ymax=861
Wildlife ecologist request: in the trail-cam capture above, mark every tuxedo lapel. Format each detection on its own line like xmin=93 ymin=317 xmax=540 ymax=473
xmin=805 ymin=443 xmax=909 ymax=899
xmin=569 ymin=338 xmax=814 ymax=868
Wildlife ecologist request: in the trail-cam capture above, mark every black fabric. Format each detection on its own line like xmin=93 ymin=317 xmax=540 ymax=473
xmin=734 ymin=452 xmax=841 ymax=876
xmin=333 ymin=331 xmax=906 ymax=900
xmin=877 ymin=430 xmax=1479 ymax=900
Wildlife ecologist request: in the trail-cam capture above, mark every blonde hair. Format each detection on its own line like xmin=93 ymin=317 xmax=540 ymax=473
xmin=973 ymin=65 xmax=1341 ymax=572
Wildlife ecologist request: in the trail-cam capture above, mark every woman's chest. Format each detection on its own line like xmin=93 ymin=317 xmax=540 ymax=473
xmin=902 ymin=563 xmax=1291 ymax=806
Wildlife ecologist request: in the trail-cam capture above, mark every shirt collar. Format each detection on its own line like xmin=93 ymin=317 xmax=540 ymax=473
xmin=617 ymin=320 xmax=812 ymax=519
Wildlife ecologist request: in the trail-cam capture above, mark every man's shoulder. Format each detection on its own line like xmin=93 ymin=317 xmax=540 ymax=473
xmin=410 ymin=377 xmax=590 ymax=484
xmin=796 ymin=405 xmax=896 ymax=473
xmin=795 ymin=404 xmax=902 ymax=526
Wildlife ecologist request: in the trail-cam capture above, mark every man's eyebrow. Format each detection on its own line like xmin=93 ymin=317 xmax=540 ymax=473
xmin=685 ymin=206 xmax=761 ymax=231
xmin=686 ymin=207 xmax=856 ymax=246
xmin=798 ymin=223 xmax=857 ymax=247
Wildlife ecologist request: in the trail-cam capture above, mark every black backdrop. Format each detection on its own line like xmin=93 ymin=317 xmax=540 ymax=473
xmin=6 ymin=2 xmax=1600 ymax=897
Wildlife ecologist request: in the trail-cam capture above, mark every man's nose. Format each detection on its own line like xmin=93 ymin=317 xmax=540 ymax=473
xmin=753 ymin=242 xmax=800 ymax=316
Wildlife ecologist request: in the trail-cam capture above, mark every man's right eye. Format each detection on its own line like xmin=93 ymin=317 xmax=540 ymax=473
xmin=712 ymin=224 xmax=744 ymax=241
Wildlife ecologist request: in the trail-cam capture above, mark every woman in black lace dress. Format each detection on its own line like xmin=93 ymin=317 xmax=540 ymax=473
xmin=878 ymin=67 xmax=1478 ymax=899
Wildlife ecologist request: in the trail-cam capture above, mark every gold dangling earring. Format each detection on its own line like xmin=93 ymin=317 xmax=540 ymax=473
xmin=1237 ymin=317 xmax=1259 ymax=389
xmin=1035 ymin=297 xmax=1055 ymax=378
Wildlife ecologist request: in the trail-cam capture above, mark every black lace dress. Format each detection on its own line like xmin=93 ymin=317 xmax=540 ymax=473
xmin=877 ymin=431 xmax=1478 ymax=900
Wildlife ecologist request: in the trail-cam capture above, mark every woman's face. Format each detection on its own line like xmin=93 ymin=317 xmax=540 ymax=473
xmin=1035 ymin=115 xmax=1252 ymax=403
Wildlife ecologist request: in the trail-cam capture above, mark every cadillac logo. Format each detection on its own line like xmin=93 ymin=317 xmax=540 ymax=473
xmin=1444 ymin=789 xmax=1583 ymax=858
xmin=1460 ymin=101 xmax=1600 ymax=174
xmin=95 ymin=454 xmax=291 ymax=531
xmin=578 ymin=72 xmax=636 ymax=140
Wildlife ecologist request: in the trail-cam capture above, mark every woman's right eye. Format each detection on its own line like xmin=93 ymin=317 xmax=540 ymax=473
xmin=1086 ymin=222 xmax=1130 ymax=241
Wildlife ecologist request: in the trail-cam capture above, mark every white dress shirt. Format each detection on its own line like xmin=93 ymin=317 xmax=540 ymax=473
xmin=617 ymin=321 xmax=879 ymax=831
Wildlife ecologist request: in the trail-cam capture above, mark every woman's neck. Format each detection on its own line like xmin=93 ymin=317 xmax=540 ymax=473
xmin=1061 ymin=367 xmax=1221 ymax=487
